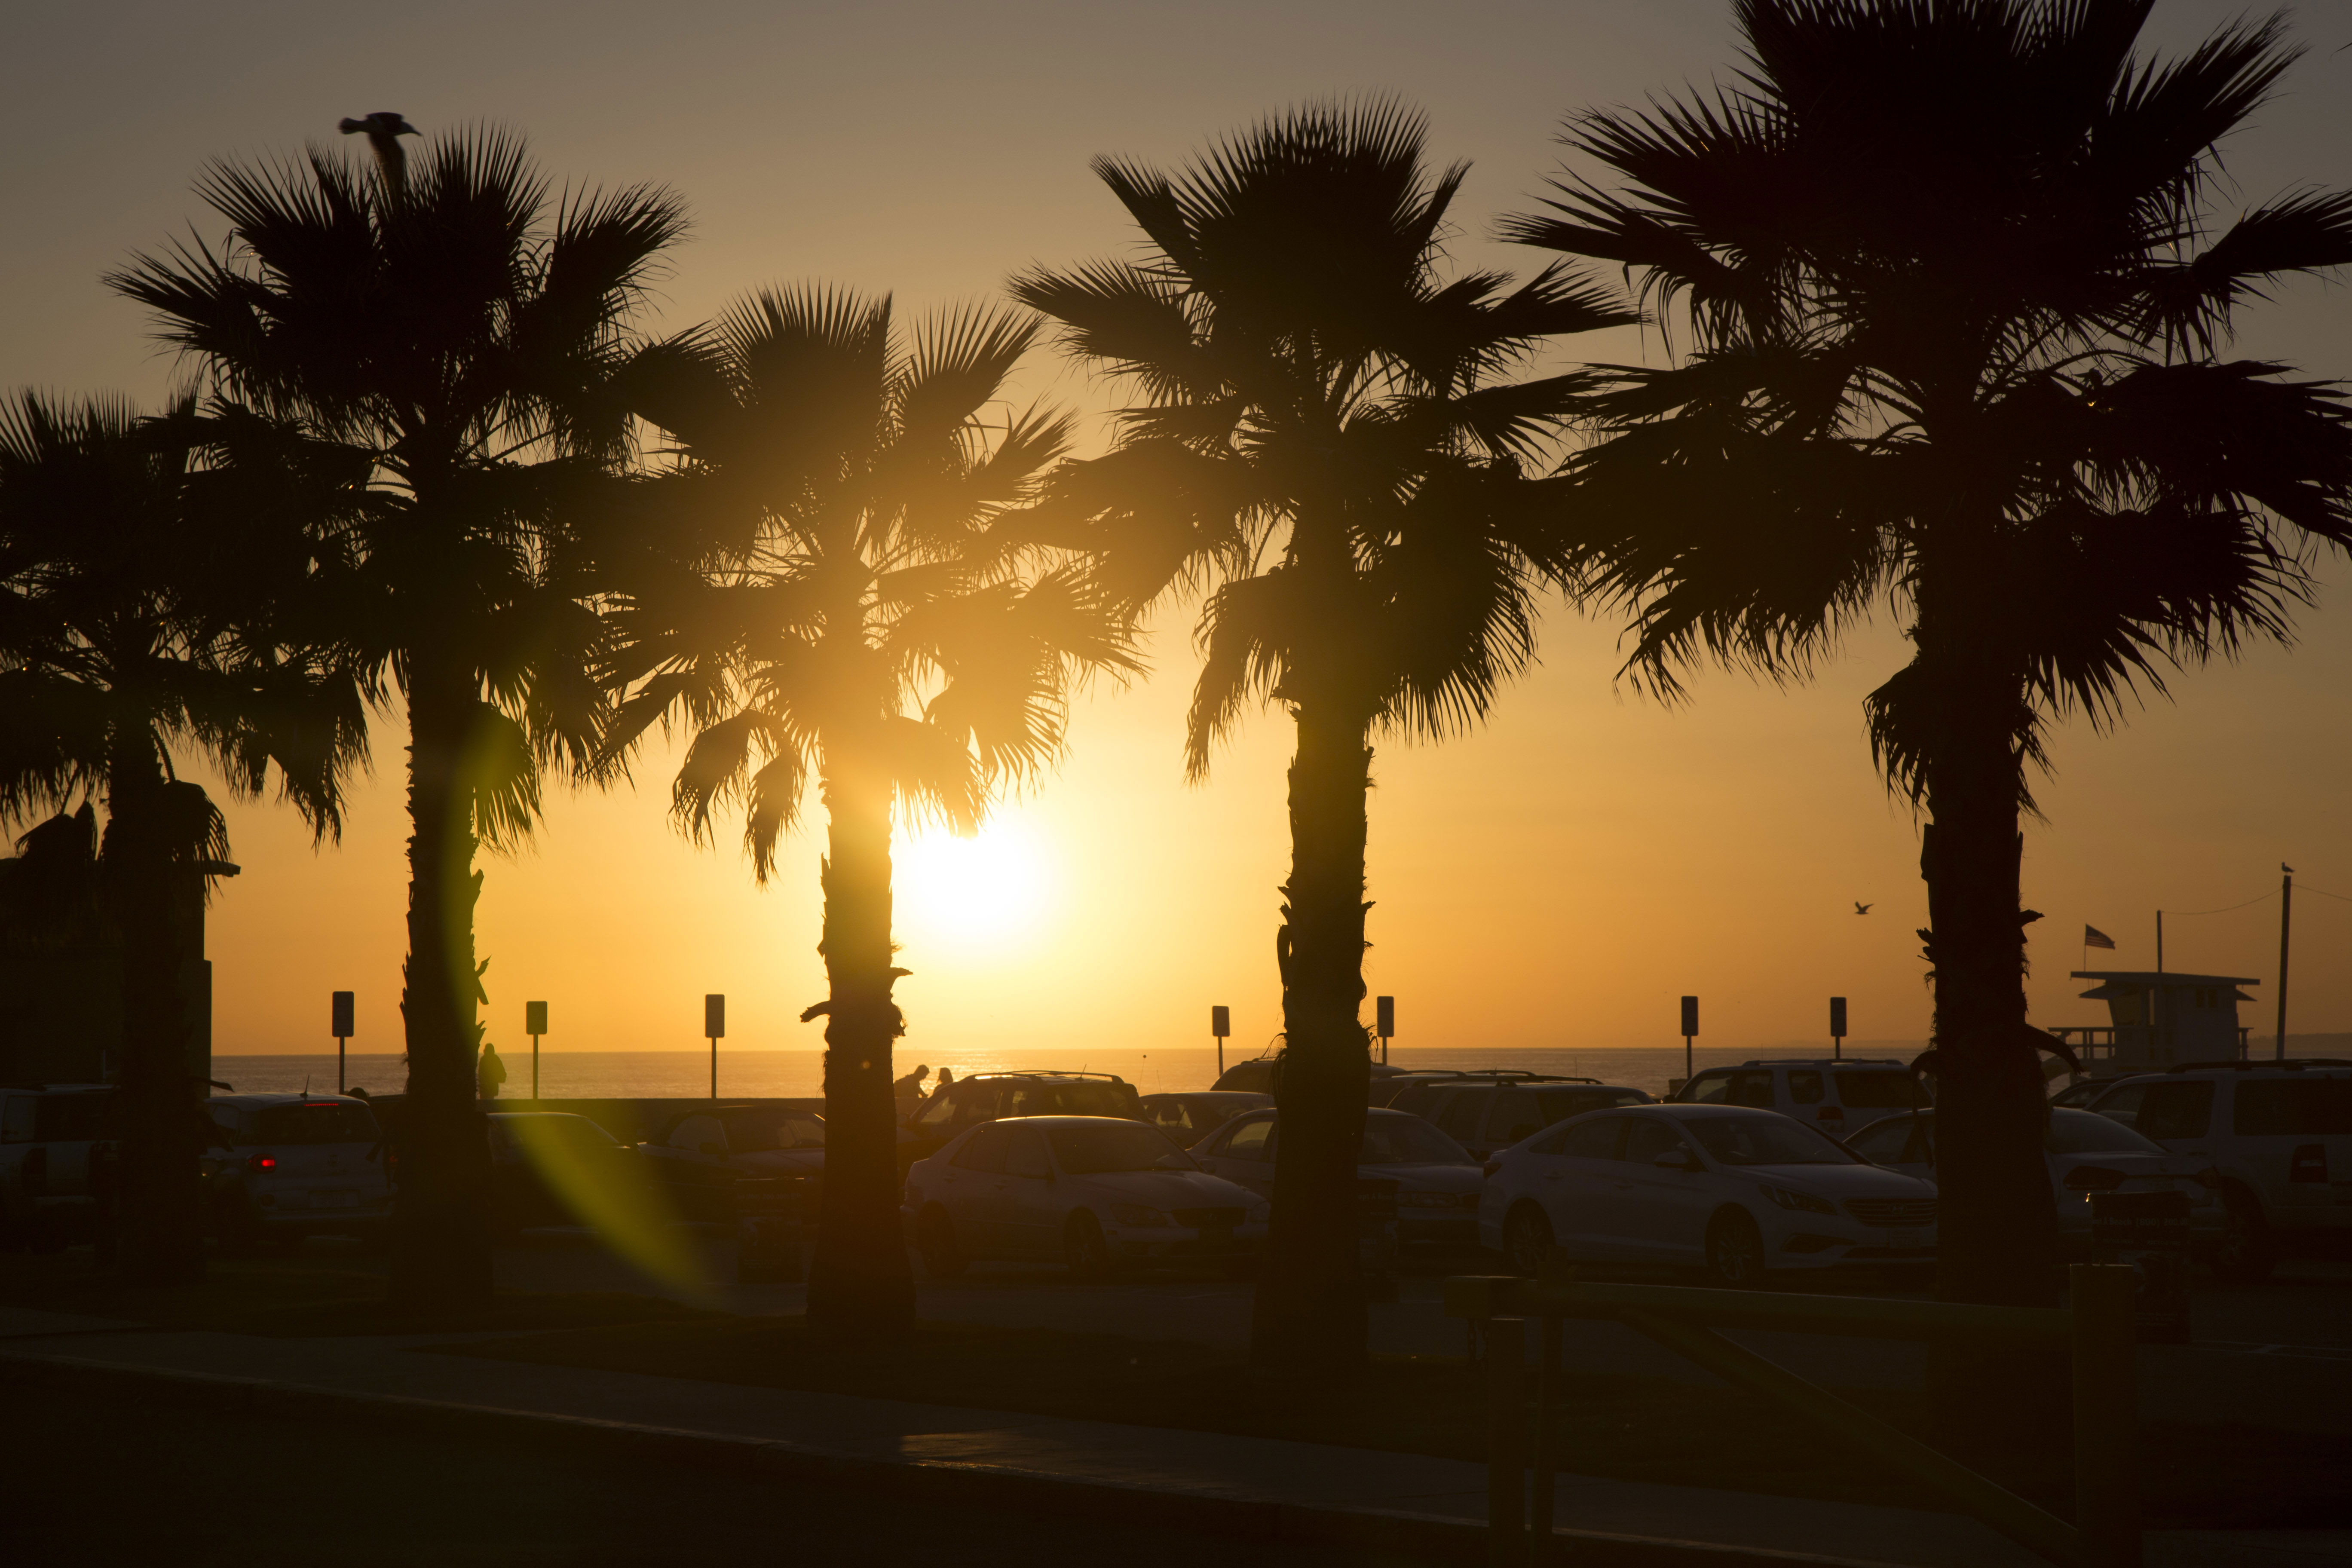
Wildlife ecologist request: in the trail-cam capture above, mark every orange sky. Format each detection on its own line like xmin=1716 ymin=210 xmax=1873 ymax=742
xmin=9 ymin=1 xmax=2352 ymax=1057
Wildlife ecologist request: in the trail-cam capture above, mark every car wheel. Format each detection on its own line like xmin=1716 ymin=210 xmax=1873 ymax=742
xmin=1063 ymin=1210 xmax=1113 ymax=1281
xmin=2207 ymin=1185 xmax=2276 ymax=1283
xmin=1502 ymin=1204 xmax=1554 ymax=1278
xmin=1704 ymin=1208 xmax=1765 ymax=1288
xmin=915 ymin=1205 xmax=968 ymax=1279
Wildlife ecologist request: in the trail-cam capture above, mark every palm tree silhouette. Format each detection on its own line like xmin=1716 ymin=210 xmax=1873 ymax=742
xmin=604 ymin=289 xmax=1135 ymax=1339
xmin=1011 ymin=101 xmax=1632 ymax=1372
xmin=1510 ymin=0 xmax=2352 ymax=1332
xmin=113 ymin=129 xmax=689 ymax=1307
xmin=0 ymin=391 xmax=363 ymax=1284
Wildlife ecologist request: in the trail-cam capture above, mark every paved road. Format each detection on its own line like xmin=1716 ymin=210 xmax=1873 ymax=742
xmin=287 ymin=1225 xmax=2352 ymax=1433
xmin=7 ymin=1381 xmax=1436 ymax=1568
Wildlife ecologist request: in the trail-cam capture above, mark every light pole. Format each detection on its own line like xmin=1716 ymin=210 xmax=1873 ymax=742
xmin=526 ymin=1000 xmax=547 ymax=1099
xmin=331 ymin=991 xmax=353 ymax=1094
xmin=705 ymin=993 xmax=726 ymax=1098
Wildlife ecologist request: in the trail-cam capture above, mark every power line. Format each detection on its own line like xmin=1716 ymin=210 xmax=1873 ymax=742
xmin=2162 ymin=891 xmax=2277 ymax=917
xmin=2293 ymin=884 xmax=2352 ymax=905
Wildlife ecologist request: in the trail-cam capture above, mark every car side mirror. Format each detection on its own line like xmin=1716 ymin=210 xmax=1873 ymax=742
xmin=1654 ymin=1149 xmax=1698 ymax=1171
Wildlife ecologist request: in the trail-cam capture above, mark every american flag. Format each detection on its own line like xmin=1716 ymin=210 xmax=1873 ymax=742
xmin=2084 ymin=925 xmax=2116 ymax=950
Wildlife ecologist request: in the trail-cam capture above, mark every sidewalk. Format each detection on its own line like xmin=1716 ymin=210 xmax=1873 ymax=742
xmin=0 ymin=1305 xmax=2338 ymax=1568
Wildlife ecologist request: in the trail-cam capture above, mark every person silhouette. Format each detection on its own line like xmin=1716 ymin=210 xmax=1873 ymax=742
xmin=892 ymin=1063 xmax=930 ymax=1112
xmin=477 ymin=1042 xmax=508 ymax=1100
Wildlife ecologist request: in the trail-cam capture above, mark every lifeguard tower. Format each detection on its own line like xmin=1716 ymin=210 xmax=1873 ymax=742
xmin=2048 ymin=971 xmax=2257 ymax=1072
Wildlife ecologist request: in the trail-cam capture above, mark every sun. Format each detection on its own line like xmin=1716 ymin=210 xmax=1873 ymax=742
xmin=893 ymin=824 xmax=1049 ymax=949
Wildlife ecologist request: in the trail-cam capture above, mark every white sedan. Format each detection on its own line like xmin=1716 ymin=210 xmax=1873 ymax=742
xmin=902 ymin=1115 xmax=1268 ymax=1279
xmin=1844 ymin=1107 xmax=2224 ymax=1258
xmin=1479 ymin=1104 xmax=1939 ymax=1285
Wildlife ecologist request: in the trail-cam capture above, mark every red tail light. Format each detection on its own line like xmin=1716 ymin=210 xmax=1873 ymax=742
xmin=1481 ymin=1160 xmax=1501 ymax=1179
xmin=2064 ymin=1165 xmax=2127 ymax=1191
xmin=246 ymin=1154 xmax=277 ymax=1173
xmin=2290 ymin=1144 xmax=2328 ymax=1184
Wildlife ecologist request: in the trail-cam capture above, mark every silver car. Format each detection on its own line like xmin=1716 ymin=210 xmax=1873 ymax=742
xmin=203 ymin=1093 xmax=390 ymax=1250
xmin=1191 ymin=1107 xmax=1485 ymax=1245
xmin=903 ymin=1116 xmax=1266 ymax=1279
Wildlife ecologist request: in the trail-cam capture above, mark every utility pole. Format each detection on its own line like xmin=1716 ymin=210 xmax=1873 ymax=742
xmin=2275 ymin=866 xmax=2293 ymax=1061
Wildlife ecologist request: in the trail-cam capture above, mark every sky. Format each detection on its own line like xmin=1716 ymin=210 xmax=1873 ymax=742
xmin=8 ymin=0 xmax=2352 ymax=1062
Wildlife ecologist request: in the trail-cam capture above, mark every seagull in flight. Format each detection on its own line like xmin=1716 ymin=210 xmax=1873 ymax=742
xmin=1854 ymin=901 xmax=1874 ymax=915
xmin=339 ymin=112 xmax=419 ymax=192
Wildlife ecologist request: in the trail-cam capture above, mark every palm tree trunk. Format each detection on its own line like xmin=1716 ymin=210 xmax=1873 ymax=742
xmin=389 ymin=660 xmax=493 ymax=1309
xmin=1920 ymin=653 xmax=2063 ymax=1458
xmin=104 ymin=739 xmax=207 ymax=1286
xmin=1250 ymin=686 xmax=1373 ymax=1375
xmin=805 ymin=744 xmax=916 ymax=1341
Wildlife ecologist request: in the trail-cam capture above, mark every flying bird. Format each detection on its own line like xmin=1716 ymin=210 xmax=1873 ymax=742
xmin=1854 ymin=901 xmax=1873 ymax=915
xmin=339 ymin=112 xmax=418 ymax=192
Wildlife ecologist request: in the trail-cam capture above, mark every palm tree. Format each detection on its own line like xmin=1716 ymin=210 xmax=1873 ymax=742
xmin=0 ymin=390 xmax=363 ymax=1285
xmin=603 ymin=288 xmax=1136 ymax=1341
xmin=1507 ymin=0 xmax=2352 ymax=1337
xmin=112 ymin=129 xmax=689 ymax=1308
xmin=1008 ymin=101 xmax=1633 ymax=1374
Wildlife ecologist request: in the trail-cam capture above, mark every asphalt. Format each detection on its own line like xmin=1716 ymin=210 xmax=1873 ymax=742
xmin=1 ymin=1298 xmax=2344 ymax=1568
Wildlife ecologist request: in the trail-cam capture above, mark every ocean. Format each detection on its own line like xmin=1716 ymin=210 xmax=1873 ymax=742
xmin=213 ymin=1042 xmax=1930 ymax=1102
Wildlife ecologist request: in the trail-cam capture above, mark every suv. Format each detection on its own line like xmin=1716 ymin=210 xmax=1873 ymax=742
xmin=0 ymin=1084 xmax=116 ymax=1251
xmin=1387 ymin=1077 xmax=1653 ymax=1161
xmin=2080 ymin=1060 xmax=2352 ymax=1280
xmin=202 ymin=1093 xmax=391 ymax=1251
xmin=900 ymin=1072 xmax=1144 ymax=1168
xmin=1670 ymin=1060 xmax=1925 ymax=1139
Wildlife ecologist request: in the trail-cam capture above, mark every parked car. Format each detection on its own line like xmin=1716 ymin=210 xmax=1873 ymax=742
xmin=902 ymin=1116 xmax=1266 ymax=1279
xmin=1191 ymin=1106 xmax=1485 ymax=1245
xmin=1210 ymin=1057 xmax=1415 ymax=1096
xmin=1383 ymin=1078 xmax=1654 ymax=1160
xmin=202 ymin=1093 xmax=390 ymax=1250
xmin=1137 ymin=1091 xmax=1272 ymax=1148
xmin=1845 ymin=1107 xmax=2223 ymax=1259
xmin=2080 ymin=1060 xmax=2352 ymax=1280
xmin=0 ymin=1084 xmax=116 ymax=1251
xmin=900 ymin=1071 xmax=1145 ymax=1169
xmin=637 ymin=1104 xmax=824 ymax=1222
xmin=1480 ymin=1104 xmax=1939 ymax=1285
xmin=488 ymin=1111 xmax=655 ymax=1234
xmin=1668 ymin=1059 xmax=1926 ymax=1138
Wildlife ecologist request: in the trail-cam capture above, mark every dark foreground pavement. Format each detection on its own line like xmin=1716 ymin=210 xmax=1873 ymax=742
xmin=6 ymin=1381 xmax=1435 ymax=1568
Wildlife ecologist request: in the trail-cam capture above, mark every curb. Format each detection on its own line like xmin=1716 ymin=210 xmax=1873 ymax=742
xmin=0 ymin=1350 xmax=1919 ymax=1568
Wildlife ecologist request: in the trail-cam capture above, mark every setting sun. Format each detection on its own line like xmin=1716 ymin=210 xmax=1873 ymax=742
xmin=893 ymin=824 xmax=1050 ymax=950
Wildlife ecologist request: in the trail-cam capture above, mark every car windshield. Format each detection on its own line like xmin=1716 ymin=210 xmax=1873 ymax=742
xmin=720 ymin=1112 xmax=825 ymax=1152
xmin=246 ymin=1102 xmax=378 ymax=1145
xmin=1047 ymin=1084 xmax=1139 ymax=1117
xmin=1360 ymin=1116 xmax=1469 ymax=1165
xmin=1687 ymin=1115 xmax=1856 ymax=1166
xmin=2044 ymin=1109 xmax=2160 ymax=1154
xmin=1044 ymin=1122 xmax=1196 ymax=1174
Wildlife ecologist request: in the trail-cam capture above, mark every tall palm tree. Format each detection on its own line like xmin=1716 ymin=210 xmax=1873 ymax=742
xmin=0 ymin=390 xmax=363 ymax=1285
xmin=1507 ymin=0 xmax=2352 ymax=1338
xmin=113 ymin=129 xmax=689 ymax=1307
xmin=1008 ymin=101 xmax=1633 ymax=1374
xmin=603 ymin=288 xmax=1136 ymax=1341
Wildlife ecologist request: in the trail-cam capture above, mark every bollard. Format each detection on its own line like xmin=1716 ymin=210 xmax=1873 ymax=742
xmin=2070 ymin=1263 xmax=2142 ymax=1568
xmin=1487 ymin=1316 xmax=1527 ymax=1568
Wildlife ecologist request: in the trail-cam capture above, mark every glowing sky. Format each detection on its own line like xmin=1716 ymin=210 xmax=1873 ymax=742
xmin=9 ymin=1 xmax=2352 ymax=1059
